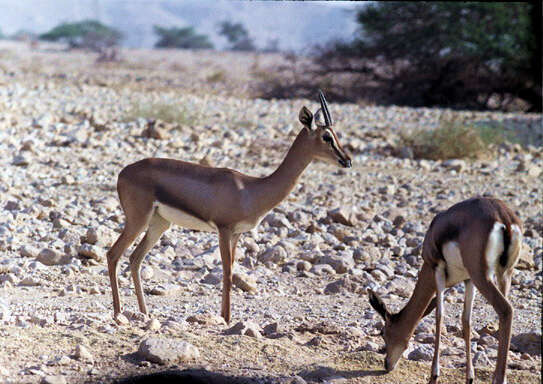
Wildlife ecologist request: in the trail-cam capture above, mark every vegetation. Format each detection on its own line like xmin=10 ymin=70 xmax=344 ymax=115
xmin=218 ymin=21 xmax=255 ymax=51
xmin=123 ymin=101 xmax=198 ymax=126
xmin=320 ymin=2 xmax=542 ymax=112
xmin=39 ymin=20 xmax=122 ymax=52
xmin=153 ymin=26 xmax=213 ymax=49
xmin=398 ymin=118 xmax=508 ymax=160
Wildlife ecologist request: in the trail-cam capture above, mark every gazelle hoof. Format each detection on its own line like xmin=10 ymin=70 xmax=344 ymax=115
xmin=428 ymin=374 xmax=439 ymax=384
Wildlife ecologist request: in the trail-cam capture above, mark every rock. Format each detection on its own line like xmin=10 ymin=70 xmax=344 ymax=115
xmin=147 ymin=284 xmax=182 ymax=296
xmin=511 ymin=332 xmax=542 ymax=355
xmin=258 ymin=245 xmax=287 ymax=264
xmin=142 ymin=120 xmax=168 ymax=140
xmin=0 ymin=298 xmax=10 ymax=321
xmin=75 ymin=344 xmax=94 ymax=362
xmin=327 ymin=207 xmax=355 ymax=226
xmin=296 ymin=260 xmax=312 ymax=271
xmin=232 ymin=273 xmax=257 ymax=293
xmin=224 ymin=321 xmax=262 ymax=338
xmin=78 ymin=244 xmax=104 ymax=261
xmin=12 ymin=154 xmax=30 ymax=166
xmin=36 ymin=248 xmax=71 ymax=266
xmin=141 ymin=266 xmax=154 ymax=280
xmin=41 ymin=376 xmax=67 ymax=384
xmin=186 ymin=313 xmax=226 ymax=326
xmin=310 ymin=264 xmax=336 ymax=275
xmin=397 ymin=146 xmax=414 ymax=159
xmin=201 ymin=273 xmax=221 ymax=285
xmin=473 ymin=350 xmax=491 ymax=366
xmin=262 ymin=322 xmax=287 ymax=338
xmin=138 ymin=337 xmax=200 ymax=364
xmin=19 ymin=245 xmax=39 ymax=258
xmin=4 ymin=201 xmax=20 ymax=211
xmin=146 ymin=318 xmax=161 ymax=331
xmin=358 ymin=341 xmax=380 ymax=352
xmin=442 ymin=159 xmax=465 ymax=172
xmin=114 ymin=313 xmax=130 ymax=325
xmin=243 ymin=238 xmax=260 ymax=254
xmin=527 ymin=165 xmax=541 ymax=177
xmin=408 ymin=345 xmax=433 ymax=361
xmin=317 ymin=253 xmax=354 ymax=274
xmin=83 ymin=228 xmax=99 ymax=244
xmin=378 ymin=185 xmax=395 ymax=195
xmin=324 ymin=276 xmax=358 ymax=295
xmin=19 ymin=277 xmax=41 ymax=286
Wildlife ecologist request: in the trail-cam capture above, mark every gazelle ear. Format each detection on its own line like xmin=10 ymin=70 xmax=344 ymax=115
xmin=368 ymin=290 xmax=390 ymax=320
xmin=299 ymin=106 xmax=313 ymax=129
xmin=314 ymin=108 xmax=326 ymax=127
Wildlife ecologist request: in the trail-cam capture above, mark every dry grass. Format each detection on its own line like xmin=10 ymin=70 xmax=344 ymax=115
xmin=123 ymin=101 xmax=198 ymax=126
xmin=206 ymin=70 xmax=226 ymax=83
xmin=398 ymin=118 xmax=508 ymax=160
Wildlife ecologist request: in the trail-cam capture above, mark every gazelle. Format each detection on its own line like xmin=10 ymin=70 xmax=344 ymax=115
xmin=107 ymin=91 xmax=352 ymax=324
xmin=368 ymin=197 xmax=522 ymax=384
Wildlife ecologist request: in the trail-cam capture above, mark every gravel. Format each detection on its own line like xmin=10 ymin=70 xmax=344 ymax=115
xmin=0 ymin=41 xmax=540 ymax=384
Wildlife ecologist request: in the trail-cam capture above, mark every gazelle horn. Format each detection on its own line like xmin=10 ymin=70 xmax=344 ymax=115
xmin=318 ymin=90 xmax=333 ymax=126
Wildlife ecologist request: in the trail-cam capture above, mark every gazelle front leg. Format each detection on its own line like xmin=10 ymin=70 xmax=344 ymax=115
xmin=430 ymin=265 xmax=447 ymax=384
xmin=463 ymin=280 xmax=476 ymax=384
xmin=218 ymin=228 xmax=234 ymax=323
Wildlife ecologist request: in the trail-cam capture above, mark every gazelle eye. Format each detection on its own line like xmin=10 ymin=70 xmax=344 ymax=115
xmin=322 ymin=134 xmax=332 ymax=143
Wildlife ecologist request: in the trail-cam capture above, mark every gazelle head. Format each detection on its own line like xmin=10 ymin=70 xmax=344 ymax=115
xmin=298 ymin=91 xmax=352 ymax=168
xmin=368 ymin=290 xmax=409 ymax=372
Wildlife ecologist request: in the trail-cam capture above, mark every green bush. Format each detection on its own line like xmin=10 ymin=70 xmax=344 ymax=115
xmin=218 ymin=21 xmax=255 ymax=51
xmin=153 ymin=26 xmax=213 ymax=49
xmin=321 ymin=2 xmax=541 ymax=111
xmin=39 ymin=20 xmax=122 ymax=51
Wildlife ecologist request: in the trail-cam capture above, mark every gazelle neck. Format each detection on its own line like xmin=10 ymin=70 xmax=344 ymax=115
xmin=394 ymin=262 xmax=436 ymax=338
xmin=258 ymin=128 xmax=313 ymax=212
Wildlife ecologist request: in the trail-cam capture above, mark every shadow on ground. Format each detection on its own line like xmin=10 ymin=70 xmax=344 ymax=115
xmin=109 ymin=369 xmax=271 ymax=384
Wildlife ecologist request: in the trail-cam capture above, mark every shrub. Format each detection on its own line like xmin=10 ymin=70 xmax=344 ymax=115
xmin=39 ymin=20 xmax=122 ymax=52
xmin=124 ymin=101 xmax=198 ymax=126
xmin=153 ymin=26 xmax=213 ymax=49
xmin=218 ymin=21 xmax=255 ymax=51
xmin=398 ymin=118 xmax=508 ymax=160
xmin=319 ymin=2 xmax=542 ymax=112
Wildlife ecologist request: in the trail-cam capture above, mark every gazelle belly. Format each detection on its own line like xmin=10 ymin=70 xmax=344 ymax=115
xmin=442 ymin=241 xmax=470 ymax=286
xmin=155 ymin=203 xmax=218 ymax=232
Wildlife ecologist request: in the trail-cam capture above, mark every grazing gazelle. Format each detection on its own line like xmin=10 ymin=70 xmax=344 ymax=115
xmin=107 ymin=91 xmax=351 ymax=324
xmin=368 ymin=197 xmax=522 ymax=384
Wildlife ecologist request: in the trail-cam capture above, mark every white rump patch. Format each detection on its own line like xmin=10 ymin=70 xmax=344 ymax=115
xmin=155 ymin=202 xmax=218 ymax=233
xmin=485 ymin=222 xmax=505 ymax=279
xmin=504 ymin=224 xmax=522 ymax=270
xmin=442 ymin=241 xmax=469 ymax=286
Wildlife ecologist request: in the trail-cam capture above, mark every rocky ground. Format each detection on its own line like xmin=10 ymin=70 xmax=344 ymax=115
xmin=0 ymin=42 xmax=541 ymax=384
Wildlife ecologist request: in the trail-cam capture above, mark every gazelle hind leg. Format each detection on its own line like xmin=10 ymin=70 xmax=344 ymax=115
xmin=470 ymin=271 xmax=513 ymax=384
xmin=463 ymin=279 xmax=475 ymax=384
xmin=430 ymin=264 xmax=447 ymax=384
xmin=129 ymin=212 xmax=170 ymax=315
xmin=107 ymin=220 xmax=149 ymax=319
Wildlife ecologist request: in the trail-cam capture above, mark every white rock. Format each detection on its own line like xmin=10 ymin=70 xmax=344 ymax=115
xmin=138 ymin=337 xmax=200 ymax=364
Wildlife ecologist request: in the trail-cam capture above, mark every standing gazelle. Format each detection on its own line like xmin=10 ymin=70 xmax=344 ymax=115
xmin=368 ymin=197 xmax=522 ymax=384
xmin=107 ymin=91 xmax=351 ymax=324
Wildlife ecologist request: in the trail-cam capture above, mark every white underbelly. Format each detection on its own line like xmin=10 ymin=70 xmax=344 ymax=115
xmin=442 ymin=241 xmax=470 ymax=286
xmin=155 ymin=202 xmax=218 ymax=233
